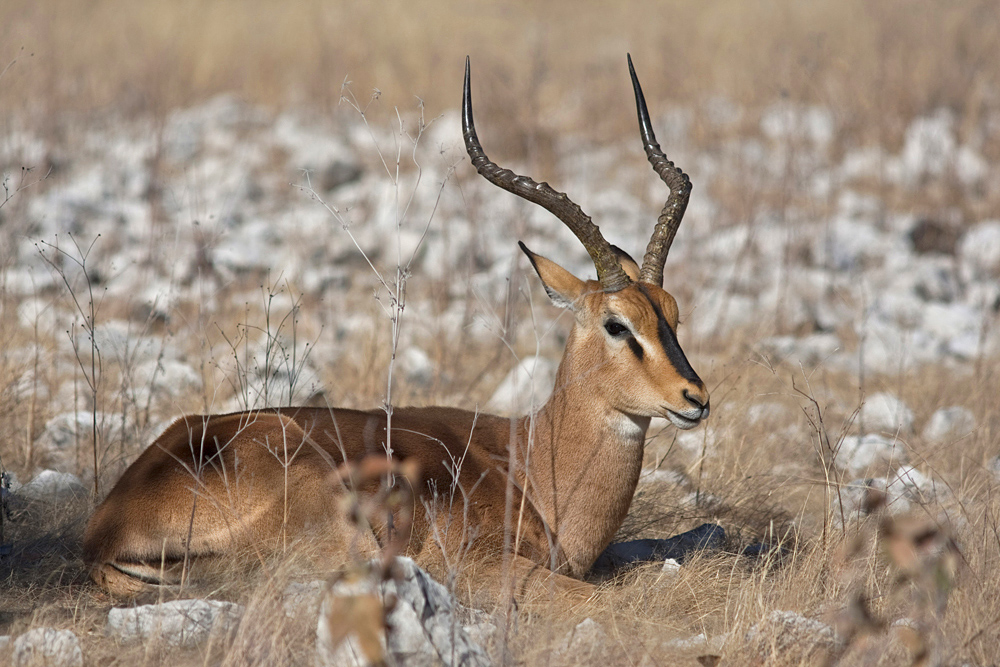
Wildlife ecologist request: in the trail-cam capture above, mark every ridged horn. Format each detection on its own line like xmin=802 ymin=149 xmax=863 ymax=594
xmin=463 ymin=57 xmax=631 ymax=292
xmin=628 ymin=54 xmax=692 ymax=287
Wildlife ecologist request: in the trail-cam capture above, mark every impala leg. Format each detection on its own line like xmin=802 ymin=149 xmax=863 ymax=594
xmin=423 ymin=551 xmax=595 ymax=609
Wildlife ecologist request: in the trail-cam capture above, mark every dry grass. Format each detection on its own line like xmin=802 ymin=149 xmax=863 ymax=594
xmin=2 ymin=274 xmax=997 ymax=664
xmin=2 ymin=2 xmax=1000 ymax=665
xmin=2 ymin=0 xmax=999 ymax=154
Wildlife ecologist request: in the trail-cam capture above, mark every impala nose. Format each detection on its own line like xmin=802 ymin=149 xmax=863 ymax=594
xmin=683 ymin=389 xmax=711 ymax=419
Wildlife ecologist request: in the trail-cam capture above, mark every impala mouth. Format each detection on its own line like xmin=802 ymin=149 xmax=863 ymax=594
xmin=664 ymin=408 xmax=703 ymax=430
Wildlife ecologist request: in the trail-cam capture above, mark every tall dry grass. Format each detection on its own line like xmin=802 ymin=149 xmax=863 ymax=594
xmin=2 ymin=0 xmax=998 ymax=153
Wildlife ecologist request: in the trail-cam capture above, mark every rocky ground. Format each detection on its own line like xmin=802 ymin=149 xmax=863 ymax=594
xmin=1 ymin=91 xmax=999 ymax=665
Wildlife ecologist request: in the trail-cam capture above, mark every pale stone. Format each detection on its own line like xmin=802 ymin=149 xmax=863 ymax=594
xmin=12 ymin=628 xmax=83 ymax=667
xmin=862 ymin=392 xmax=914 ymax=435
xmin=922 ymin=406 xmax=976 ymax=443
xmin=486 ymin=355 xmax=556 ymax=416
xmin=837 ymin=434 xmax=905 ymax=477
xmin=106 ymin=599 xmax=244 ymax=648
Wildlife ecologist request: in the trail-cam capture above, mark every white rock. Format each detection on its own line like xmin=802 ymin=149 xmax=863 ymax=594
xmin=80 ymin=320 xmax=160 ymax=364
xmin=12 ymin=628 xmax=83 ymax=667
xmin=955 ymin=145 xmax=989 ymax=188
xmin=833 ymin=468 xmax=943 ymax=527
xmin=839 ymin=146 xmax=886 ymax=182
xmin=17 ymin=470 xmax=86 ymax=502
xmin=689 ymin=292 xmax=756 ymax=339
xmin=661 ymin=632 xmax=726 ymax=654
xmin=131 ymin=358 xmax=203 ymax=402
xmin=35 ymin=412 xmax=122 ymax=473
xmin=664 ymin=632 xmax=707 ymax=651
xmin=921 ymin=302 xmax=981 ymax=348
xmin=760 ymin=102 xmax=835 ymax=147
xmin=400 ymin=347 xmax=434 ymax=385
xmin=282 ymin=580 xmax=327 ymax=620
xmin=640 ymin=468 xmax=687 ymax=486
xmin=899 ymin=109 xmax=956 ymax=186
xmin=906 ymin=258 xmax=960 ymax=303
xmin=958 ymin=220 xmax=1000 ymax=280
xmin=744 ymin=610 xmax=842 ymax=660
xmin=555 ymin=618 xmax=607 ymax=658
xmin=837 ymin=434 xmax=905 ymax=477
xmin=889 ymin=466 xmax=940 ymax=502
xmin=486 ymin=355 xmax=557 ymax=416
xmin=757 ymin=333 xmax=841 ymax=367
xmin=922 ymin=406 xmax=976 ymax=443
xmin=661 ymin=558 xmax=682 ymax=575
xmin=815 ymin=216 xmax=896 ymax=272
xmin=382 ymin=558 xmax=491 ymax=666
xmin=856 ymin=317 xmax=939 ymax=374
xmin=747 ymin=401 xmax=792 ymax=425
xmin=106 ymin=599 xmax=244 ymax=648
xmin=862 ymin=392 xmax=914 ymax=435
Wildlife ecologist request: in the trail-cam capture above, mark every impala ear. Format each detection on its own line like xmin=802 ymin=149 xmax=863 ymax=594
xmin=519 ymin=241 xmax=587 ymax=310
xmin=610 ymin=245 xmax=641 ymax=282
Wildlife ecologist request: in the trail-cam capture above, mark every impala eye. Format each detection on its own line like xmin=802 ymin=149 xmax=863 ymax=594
xmin=604 ymin=320 xmax=630 ymax=337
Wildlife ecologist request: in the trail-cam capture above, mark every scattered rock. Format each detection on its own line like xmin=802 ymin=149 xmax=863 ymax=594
xmin=744 ymin=610 xmax=841 ymax=663
xmin=908 ymin=257 xmax=960 ymax=302
xmin=661 ymin=632 xmax=726 ymax=655
xmin=106 ymin=599 xmax=244 ymax=648
xmin=640 ymin=468 xmax=687 ymax=487
xmin=282 ymin=580 xmax=327 ymax=621
xmin=760 ymin=102 xmax=835 ymax=146
xmin=757 ymin=333 xmax=842 ymax=366
xmin=12 ymin=628 xmax=83 ymax=667
xmin=690 ymin=291 xmax=756 ymax=339
xmin=400 ymin=347 xmax=434 ymax=385
xmin=661 ymin=558 xmax=682 ymax=575
xmin=832 ymin=467 xmax=943 ymax=526
xmin=35 ymin=412 xmax=122 ymax=473
xmin=958 ymin=220 xmax=1000 ymax=280
xmin=553 ymin=618 xmax=611 ymax=661
xmin=16 ymin=470 xmax=86 ymax=503
xmin=486 ymin=356 xmax=557 ymax=415
xmin=899 ymin=109 xmax=956 ymax=186
xmin=747 ymin=401 xmax=791 ymax=425
xmin=922 ymin=406 xmax=976 ymax=443
xmin=836 ymin=434 xmax=905 ymax=477
xmin=862 ymin=392 xmax=914 ymax=435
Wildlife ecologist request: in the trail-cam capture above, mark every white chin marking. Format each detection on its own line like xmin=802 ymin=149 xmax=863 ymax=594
xmin=667 ymin=410 xmax=700 ymax=430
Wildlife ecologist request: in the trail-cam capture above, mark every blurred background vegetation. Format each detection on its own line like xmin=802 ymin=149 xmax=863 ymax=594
xmin=2 ymin=0 xmax=997 ymax=155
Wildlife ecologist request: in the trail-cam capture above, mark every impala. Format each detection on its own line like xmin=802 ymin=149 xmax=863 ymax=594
xmin=83 ymin=56 xmax=710 ymax=600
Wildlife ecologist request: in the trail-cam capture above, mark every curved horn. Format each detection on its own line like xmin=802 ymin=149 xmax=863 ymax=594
xmin=463 ymin=57 xmax=631 ymax=292
xmin=628 ymin=54 xmax=692 ymax=287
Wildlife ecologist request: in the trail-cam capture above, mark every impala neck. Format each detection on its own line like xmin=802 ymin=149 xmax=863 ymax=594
xmin=516 ymin=330 xmax=650 ymax=576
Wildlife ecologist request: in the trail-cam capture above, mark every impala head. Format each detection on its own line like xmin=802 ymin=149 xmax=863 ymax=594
xmin=463 ymin=55 xmax=709 ymax=429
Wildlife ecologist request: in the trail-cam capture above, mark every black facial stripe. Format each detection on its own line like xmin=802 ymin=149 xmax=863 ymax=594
xmin=636 ymin=284 xmax=703 ymax=386
xmin=626 ymin=336 xmax=644 ymax=360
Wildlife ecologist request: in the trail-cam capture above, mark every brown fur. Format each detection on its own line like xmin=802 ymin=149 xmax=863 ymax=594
xmin=83 ymin=253 xmax=708 ymax=602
